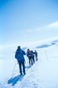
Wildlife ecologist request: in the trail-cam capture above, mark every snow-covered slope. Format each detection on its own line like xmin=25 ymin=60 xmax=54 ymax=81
xmin=0 ymin=39 xmax=58 ymax=88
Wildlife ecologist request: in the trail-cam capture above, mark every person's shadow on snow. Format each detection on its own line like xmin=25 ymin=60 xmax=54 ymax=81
xmin=8 ymin=75 xmax=24 ymax=86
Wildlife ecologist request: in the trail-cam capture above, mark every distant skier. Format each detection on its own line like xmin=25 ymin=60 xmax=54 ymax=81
xmin=27 ymin=49 xmax=35 ymax=65
xmin=27 ymin=49 xmax=31 ymax=65
xmin=30 ymin=50 xmax=35 ymax=63
xmin=15 ymin=46 xmax=26 ymax=75
xmin=34 ymin=50 xmax=38 ymax=61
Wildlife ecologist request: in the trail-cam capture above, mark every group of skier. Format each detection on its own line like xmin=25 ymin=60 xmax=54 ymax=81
xmin=15 ymin=46 xmax=38 ymax=75
xmin=27 ymin=49 xmax=38 ymax=65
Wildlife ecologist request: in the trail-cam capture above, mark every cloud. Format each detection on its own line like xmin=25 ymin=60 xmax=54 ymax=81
xmin=47 ymin=21 xmax=58 ymax=29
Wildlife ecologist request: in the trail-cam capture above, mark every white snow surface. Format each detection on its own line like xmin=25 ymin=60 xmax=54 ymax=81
xmin=0 ymin=39 xmax=58 ymax=88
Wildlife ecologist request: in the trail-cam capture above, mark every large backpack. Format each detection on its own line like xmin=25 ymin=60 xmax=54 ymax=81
xmin=15 ymin=49 xmax=24 ymax=61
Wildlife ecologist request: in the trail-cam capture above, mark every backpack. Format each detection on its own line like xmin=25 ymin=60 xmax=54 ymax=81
xmin=15 ymin=49 xmax=24 ymax=61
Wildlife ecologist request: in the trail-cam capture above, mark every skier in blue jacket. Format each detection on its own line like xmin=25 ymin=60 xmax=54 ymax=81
xmin=15 ymin=46 xmax=26 ymax=75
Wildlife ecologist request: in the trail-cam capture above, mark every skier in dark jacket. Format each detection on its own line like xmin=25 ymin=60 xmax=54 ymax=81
xmin=27 ymin=49 xmax=31 ymax=65
xmin=30 ymin=50 xmax=35 ymax=63
xmin=15 ymin=46 xmax=26 ymax=75
xmin=27 ymin=49 xmax=35 ymax=65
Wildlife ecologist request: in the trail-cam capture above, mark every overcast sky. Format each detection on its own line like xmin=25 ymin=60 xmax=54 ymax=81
xmin=0 ymin=0 xmax=58 ymax=46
